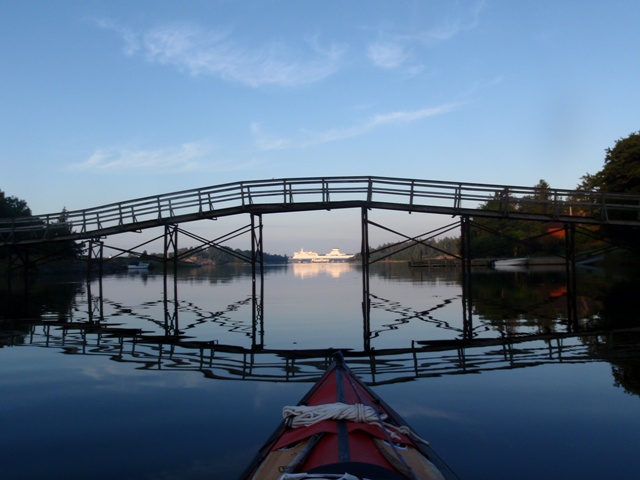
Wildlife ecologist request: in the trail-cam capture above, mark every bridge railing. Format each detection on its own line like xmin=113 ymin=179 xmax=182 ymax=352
xmin=1 ymin=176 xmax=640 ymax=244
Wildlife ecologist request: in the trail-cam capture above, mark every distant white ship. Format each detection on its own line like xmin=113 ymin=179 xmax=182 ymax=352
xmin=290 ymin=248 xmax=355 ymax=263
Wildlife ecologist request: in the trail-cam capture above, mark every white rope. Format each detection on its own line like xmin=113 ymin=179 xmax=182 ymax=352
xmin=283 ymin=403 xmax=383 ymax=428
xmin=282 ymin=403 xmax=429 ymax=445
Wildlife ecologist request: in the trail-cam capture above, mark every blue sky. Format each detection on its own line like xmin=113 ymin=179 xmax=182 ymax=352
xmin=2 ymin=1 xmax=639 ymax=254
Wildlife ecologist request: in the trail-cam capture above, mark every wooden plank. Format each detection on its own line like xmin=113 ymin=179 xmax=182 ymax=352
xmin=251 ymin=437 xmax=311 ymax=480
xmin=374 ymin=438 xmax=446 ymax=480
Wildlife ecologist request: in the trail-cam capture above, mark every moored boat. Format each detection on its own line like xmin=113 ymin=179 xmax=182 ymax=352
xmin=492 ymin=257 xmax=528 ymax=268
xmin=127 ymin=260 xmax=150 ymax=270
xmin=240 ymin=353 xmax=457 ymax=480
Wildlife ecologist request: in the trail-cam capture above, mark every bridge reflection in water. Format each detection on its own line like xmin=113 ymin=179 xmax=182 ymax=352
xmin=12 ymin=321 xmax=637 ymax=385
xmin=6 ymin=269 xmax=638 ymax=386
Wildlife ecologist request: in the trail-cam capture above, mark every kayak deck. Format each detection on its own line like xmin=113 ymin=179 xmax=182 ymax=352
xmin=240 ymin=354 xmax=457 ymax=480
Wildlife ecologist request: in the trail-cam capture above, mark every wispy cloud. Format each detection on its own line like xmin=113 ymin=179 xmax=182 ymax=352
xmin=68 ymin=141 xmax=257 ymax=174
xmin=96 ymin=19 xmax=344 ymax=87
xmin=366 ymin=0 xmax=485 ymax=72
xmin=253 ymin=103 xmax=461 ymax=151
xmin=311 ymin=104 xmax=460 ymax=143
xmin=93 ymin=18 xmax=140 ymax=55
xmin=367 ymin=40 xmax=413 ymax=70
xmin=250 ymin=123 xmax=294 ymax=151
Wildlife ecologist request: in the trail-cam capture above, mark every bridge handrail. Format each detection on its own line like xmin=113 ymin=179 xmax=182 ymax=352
xmin=1 ymin=175 xmax=640 ymax=243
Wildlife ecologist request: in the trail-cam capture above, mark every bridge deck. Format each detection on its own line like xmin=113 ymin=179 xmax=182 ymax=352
xmin=1 ymin=176 xmax=639 ymax=245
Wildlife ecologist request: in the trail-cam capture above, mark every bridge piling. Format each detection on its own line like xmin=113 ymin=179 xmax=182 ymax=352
xmin=87 ymin=239 xmax=103 ymax=277
xmin=250 ymin=214 xmax=264 ymax=349
xmin=361 ymin=207 xmax=371 ymax=351
xmin=163 ymin=224 xmax=179 ymax=277
xmin=163 ymin=272 xmax=179 ymax=336
xmin=565 ymin=223 xmax=578 ymax=330
xmin=86 ymin=273 xmax=104 ymax=323
xmin=460 ymin=216 xmax=474 ymax=340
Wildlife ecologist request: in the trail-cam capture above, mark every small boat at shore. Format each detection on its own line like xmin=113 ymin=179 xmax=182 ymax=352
xmin=126 ymin=260 xmax=150 ymax=270
xmin=240 ymin=353 xmax=457 ymax=480
xmin=492 ymin=257 xmax=528 ymax=268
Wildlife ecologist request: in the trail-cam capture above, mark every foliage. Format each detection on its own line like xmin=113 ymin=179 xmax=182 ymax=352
xmin=42 ymin=208 xmax=83 ymax=258
xmin=181 ymin=236 xmax=461 ymax=264
xmin=579 ymin=131 xmax=640 ymax=194
xmin=175 ymin=245 xmax=289 ymax=264
xmin=0 ymin=189 xmax=32 ymax=218
xmin=469 ymin=180 xmax=566 ymax=258
xmin=578 ymin=132 xmax=640 ymax=250
xmin=353 ymin=236 xmax=460 ymax=262
xmin=0 ymin=191 xmax=81 ymax=260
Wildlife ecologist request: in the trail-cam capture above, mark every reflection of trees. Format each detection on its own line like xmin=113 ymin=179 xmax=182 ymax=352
xmin=0 ymin=274 xmax=83 ymax=322
xmin=371 ymin=262 xmax=460 ymax=285
xmin=588 ymin=273 xmax=640 ymax=329
xmin=179 ymin=264 xmax=289 ymax=285
xmin=611 ymin=349 xmax=640 ymax=397
xmin=581 ymin=274 xmax=640 ymax=396
xmin=470 ymin=269 xmax=605 ymax=333
xmin=471 ymin=267 xmax=640 ymax=396
xmin=578 ymin=329 xmax=640 ymax=396
xmin=0 ymin=274 xmax=84 ymax=348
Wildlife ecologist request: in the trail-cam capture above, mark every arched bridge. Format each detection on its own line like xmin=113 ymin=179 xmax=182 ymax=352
xmin=2 ymin=175 xmax=640 ymax=246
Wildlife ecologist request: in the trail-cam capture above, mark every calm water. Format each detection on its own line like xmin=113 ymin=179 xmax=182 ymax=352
xmin=1 ymin=263 xmax=640 ymax=479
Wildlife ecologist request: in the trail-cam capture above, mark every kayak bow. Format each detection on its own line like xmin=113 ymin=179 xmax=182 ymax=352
xmin=239 ymin=353 xmax=458 ymax=480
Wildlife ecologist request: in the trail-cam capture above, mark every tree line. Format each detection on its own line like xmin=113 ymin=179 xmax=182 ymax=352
xmin=158 ymin=246 xmax=289 ymax=265
xmin=0 ymin=191 xmax=80 ymax=260
xmin=471 ymin=132 xmax=640 ymax=258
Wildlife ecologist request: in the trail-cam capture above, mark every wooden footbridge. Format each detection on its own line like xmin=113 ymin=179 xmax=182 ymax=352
xmin=2 ymin=175 xmax=640 ymax=246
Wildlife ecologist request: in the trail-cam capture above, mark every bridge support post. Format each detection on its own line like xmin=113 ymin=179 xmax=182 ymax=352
xmin=460 ymin=216 xmax=473 ymax=340
xmin=163 ymin=225 xmax=180 ymax=335
xmin=86 ymin=239 xmax=104 ymax=323
xmin=87 ymin=239 xmax=103 ymax=278
xmin=251 ymin=214 xmax=264 ymax=349
xmin=5 ymin=246 xmax=31 ymax=308
xmin=565 ymin=223 xmax=578 ymax=330
xmin=163 ymin=272 xmax=179 ymax=336
xmin=361 ymin=207 xmax=371 ymax=350
xmin=164 ymin=224 xmax=179 ymax=277
xmin=86 ymin=274 xmax=104 ymax=323
xmin=7 ymin=247 xmax=32 ymax=295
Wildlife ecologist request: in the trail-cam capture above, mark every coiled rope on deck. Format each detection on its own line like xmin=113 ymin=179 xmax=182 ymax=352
xmin=282 ymin=403 xmax=429 ymax=445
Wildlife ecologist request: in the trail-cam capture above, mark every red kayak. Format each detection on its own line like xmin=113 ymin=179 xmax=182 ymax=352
xmin=239 ymin=353 xmax=458 ymax=480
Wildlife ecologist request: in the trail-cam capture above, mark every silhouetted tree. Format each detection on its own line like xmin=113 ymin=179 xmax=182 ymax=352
xmin=1 ymin=193 xmax=80 ymax=260
xmin=0 ymin=190 xmax=32 ymax=218
xmin=578 ymin=132 xmax=640 ymax=249
xmin=580 ymin=131 xmax=640 ymax=194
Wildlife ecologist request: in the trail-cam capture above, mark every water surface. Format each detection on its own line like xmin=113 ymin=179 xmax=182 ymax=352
xmin=1 ymin=263 xmax=639 ymax=479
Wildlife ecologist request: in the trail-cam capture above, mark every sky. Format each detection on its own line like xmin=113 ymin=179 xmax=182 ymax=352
xmin=2 ymin=0 xmax=640 ymax=255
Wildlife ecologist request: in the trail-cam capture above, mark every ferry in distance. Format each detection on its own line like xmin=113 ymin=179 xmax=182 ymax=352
xmin=290 ymin=247 xmax=355 ymax=263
